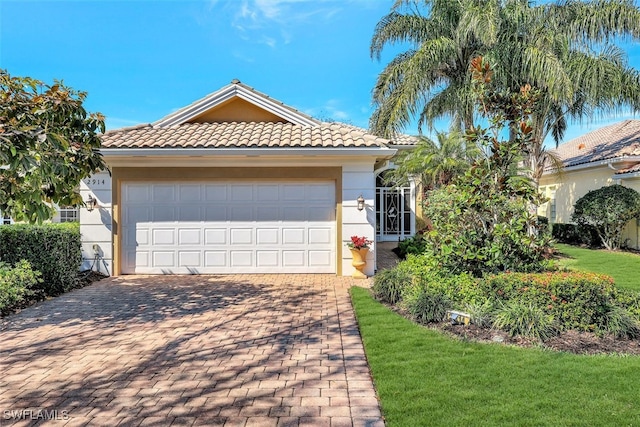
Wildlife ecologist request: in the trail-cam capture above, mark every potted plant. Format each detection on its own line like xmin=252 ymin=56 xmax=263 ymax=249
xmin=346 ymin=235 xmax=372 ymax=279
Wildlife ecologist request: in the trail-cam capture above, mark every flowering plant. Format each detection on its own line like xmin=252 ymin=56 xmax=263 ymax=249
xmin=346 ymin=235 xmax=372 ymax=250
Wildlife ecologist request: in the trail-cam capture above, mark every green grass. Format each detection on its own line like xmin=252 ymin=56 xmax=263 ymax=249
xmin=556 ymin=243 xmax=640 ymax=291
xmin=351 ymin=286 xmax=640 ymax=427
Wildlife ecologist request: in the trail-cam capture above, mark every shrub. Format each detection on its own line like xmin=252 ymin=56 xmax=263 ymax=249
xmin=421 ymin=183 xmax=552 ymax=277
xmin=402 ymin=284 xmax=451 ymax=324
xmin=465 ymin=300 xmax=496 ymax=328
xmin=372 ymin=268 xmax=412 ymax=304
xmin=0 ymin=223 xmax=82 ymax=296
xmin=572 ymin=184 xmax=640 ymax=250
xmin=601 ymin=306 xmax=640 ymax=339
xmin=0 ymin=260 xmax=42 ymax=315
xmin=396 ymin=254 xmax=482 ymax=307
xmin=396 ymin=234 xmax=429 ymax=259
xmin=481 ymin=272 xmax=616 ymax=332
xmin=614 ymin=289 xmax=640 ymax=321
xmin=551 ymin=223 xmax=600 ymax=247
xmin=492 ymin=300 xmax=557 ymax=340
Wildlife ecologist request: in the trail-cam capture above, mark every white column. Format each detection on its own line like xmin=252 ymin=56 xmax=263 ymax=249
xmin=79 ymin=171 xmax=113 ymax=275
xmin=342 ymin=163 xmax=376 ymax=276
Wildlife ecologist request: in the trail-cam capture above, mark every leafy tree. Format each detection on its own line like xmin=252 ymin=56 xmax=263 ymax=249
xmin=385 ymin=130 xmax=479 ymax=189
xmin=370 ymin=0 xmax=640 ymax=187
xmin=0 ymin=70 xmax=108 ymax=223
xmin=572 ymin=185 xmax=640 ymax=250
xmin=419 ymin=58 xmax=552 ymax=277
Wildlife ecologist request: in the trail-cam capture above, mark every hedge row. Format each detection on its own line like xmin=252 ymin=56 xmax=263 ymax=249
xmin=0 ymin=223 xmax=82 ymax=297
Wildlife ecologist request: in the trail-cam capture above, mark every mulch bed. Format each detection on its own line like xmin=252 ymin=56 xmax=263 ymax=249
xmin=437 ymin=322 xmax=640 ymax=355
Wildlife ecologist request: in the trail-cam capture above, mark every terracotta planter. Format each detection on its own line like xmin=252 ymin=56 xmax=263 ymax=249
xmin=350 ymin=247 xmax=369 ymax=279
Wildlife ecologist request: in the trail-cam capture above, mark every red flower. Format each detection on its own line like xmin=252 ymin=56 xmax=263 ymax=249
xmin=346 ymin=235 xmax=372 ymax=249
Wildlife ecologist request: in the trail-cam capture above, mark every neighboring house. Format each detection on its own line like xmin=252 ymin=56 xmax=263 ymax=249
xmin=0 ymin=206 xmax=79 ymax=225
xmin=80 ymin=80 xmax=417 ymax=276
xmin=539 ymin=119 xmax=640 ymax=248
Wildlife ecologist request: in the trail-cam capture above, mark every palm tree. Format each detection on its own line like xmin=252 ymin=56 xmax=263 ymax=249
xmin=370 ymin=0 xmax=502 ymax=137
xmin=385 ymin=130 xmax=479 ymax=189
xmin=371 ymin=0 xmax=640 ymax=186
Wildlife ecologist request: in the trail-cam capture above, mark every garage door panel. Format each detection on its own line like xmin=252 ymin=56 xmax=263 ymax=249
xmin=230 ymin=228 xmax=253 ymax=245
xmin=257 ymin=185 xmax=279 ymax=201
xmin=126 ymin=185 xmax=150 ymax=202
xmin=179 ymin=184 xmax=201 ymax=201
xmin=135 ymin=228 xmax=149 ymax=245
xmin=205 ymin=229 xmax=227 ymax=244
xmin=283 ymin=228 xmax=305 ymax=244
xmin=230 ymin=251 xmax=253 ymax=267
xmin=282 ymin=184 xmax=306 ymax=201
xmin=230 ymin=185 xmax=253 ymax=201
xmin=308 ymin=250 xmax=332 ymax=267
xmin=178 ymin=229 xmax=201 ymax=245
xmin=152 ymin=206 xmax=176 ymax=222
xmin=122 ymin=181 xmax=335 ymax=274
xmin=153 ymin=252 xmax=175 ymax=267
xmin=152 ymin=185 xmax=175 ymax=201
xmin=283 ymin=251 xmax=305 ymax=266
xmin=309 ymin=228 xmax=332 ymax=244
xmin=205 ymin=185 xmax=227 ymax=202
xmin=230 ymin=206 xmax=252 ymax=221
xmin=256 ymin=206 xmax=279 ymax=221
xmin=256 ymin=251 xmax=278 ymax=267
xmin=153 ymin=229 xmax=175 ymax=245
xmin=205 ymin=251 xmax=226 ymax=267
xmin=256 ymin=229 xmax=279 ymax=244
xmin=205 ymin=206 xmax=227 ymax=221
xmin=178 ymin=206 xmax=203 ymax=221
xmin=179 ymin=251 xmax=201 ymax=267
xmin=308 ymin=207 xmax=334 ymax=221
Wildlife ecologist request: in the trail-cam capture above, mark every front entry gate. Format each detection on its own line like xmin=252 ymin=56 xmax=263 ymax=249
xmin=376 ymin=185 xmax=412 ymax=241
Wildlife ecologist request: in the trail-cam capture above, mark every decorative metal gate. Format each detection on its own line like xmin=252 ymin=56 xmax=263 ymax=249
xmin=376 ymin=186 xmax=412 ymax=241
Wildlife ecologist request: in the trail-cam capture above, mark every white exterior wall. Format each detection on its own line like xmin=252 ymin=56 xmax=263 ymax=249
xmin=342 ymin=163 xmax=376 ymax=276
xmin=79 ymin=171 xmax=113 ymax=275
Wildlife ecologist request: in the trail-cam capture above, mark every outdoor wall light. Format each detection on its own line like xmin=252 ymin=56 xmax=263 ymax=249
xmin=86 ymin=194 xmax=98 ymax=212
xmin=357 ymin=195 xmax=365 ymax=211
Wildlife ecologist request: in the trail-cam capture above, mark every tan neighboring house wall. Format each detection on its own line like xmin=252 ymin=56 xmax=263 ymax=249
xmin=539 ymin=120 xmax=640 ymax=249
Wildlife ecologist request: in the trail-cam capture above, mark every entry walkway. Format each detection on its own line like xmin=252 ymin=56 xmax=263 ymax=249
xmin=0 ymin=275 xmax=384 ymax=426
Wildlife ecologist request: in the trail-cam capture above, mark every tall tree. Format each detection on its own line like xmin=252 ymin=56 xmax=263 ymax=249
xmin=370 ymin=0 xmax=501 ymax=136
xmin=0 ymin=70 xmax=108 ymax=223
xmin=371 ymin=0 xmax=640 ymax=186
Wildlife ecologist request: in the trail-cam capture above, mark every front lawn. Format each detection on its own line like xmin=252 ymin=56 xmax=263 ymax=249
xmin=351 ymin=286 xmax=640 ymax=427
xmin=556 ymin=243 xmax=640 ymax=291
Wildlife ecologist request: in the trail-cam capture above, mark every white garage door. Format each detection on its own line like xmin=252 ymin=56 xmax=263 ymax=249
xmin=121 ymin=181 xmax=336 ymax=274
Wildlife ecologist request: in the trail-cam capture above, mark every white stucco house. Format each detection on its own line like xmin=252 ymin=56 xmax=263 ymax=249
xmin=80 ymin=80 xmax=418 ymax=276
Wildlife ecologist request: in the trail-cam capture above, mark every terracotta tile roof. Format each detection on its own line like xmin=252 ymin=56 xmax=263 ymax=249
xmin=326 ymin=122 xmax=418 ymax=146
xmin=100 ymin=121 xmax=392 ymax=149
xmin=550 ymin=120 xmax=640 ymax=169
xmin=390 ymin=133 xmax=420 ymax=146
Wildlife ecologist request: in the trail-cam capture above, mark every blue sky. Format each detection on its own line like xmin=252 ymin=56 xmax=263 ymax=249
xmin=1 ymin=0 xmax=639 ymax=144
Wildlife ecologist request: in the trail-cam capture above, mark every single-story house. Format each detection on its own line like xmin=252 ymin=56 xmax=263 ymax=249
xmin=539 ymin=119 xmax=640 ymax=248
xmin=80 ymin=80 xmax=418 ymax=276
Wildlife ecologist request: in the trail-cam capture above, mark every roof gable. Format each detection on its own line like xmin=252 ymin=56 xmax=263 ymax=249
xmin=154 ymin=80 xmax=319 ymax=128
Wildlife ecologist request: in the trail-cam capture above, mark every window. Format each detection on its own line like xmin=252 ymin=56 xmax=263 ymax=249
xmin=549 ymin=187 xmax=557 ymax=223
xmin=58 ymin=207 xmax=79 ymax=223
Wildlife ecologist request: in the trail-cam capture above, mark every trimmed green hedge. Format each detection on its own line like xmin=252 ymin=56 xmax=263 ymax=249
xmin=552 ymin=223 xmax=600 ymax=247
xmin=0 ymin=223 xmax=82 ymax=296
xmin=481 ymin=272 xmax=616 ymax=332
xmin=0 ymin=260 xmax=42 ymax=315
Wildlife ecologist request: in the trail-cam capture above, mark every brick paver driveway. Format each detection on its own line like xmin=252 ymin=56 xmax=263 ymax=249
xmin=0 ymin=275 xmax=383 ymax=426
